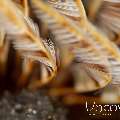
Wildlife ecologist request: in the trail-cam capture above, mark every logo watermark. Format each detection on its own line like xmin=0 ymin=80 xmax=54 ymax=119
xmin=85 ymin=101 xmax=120 ymax=116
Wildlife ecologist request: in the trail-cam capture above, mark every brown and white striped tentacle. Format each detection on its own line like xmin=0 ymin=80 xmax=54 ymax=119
xmin=0 ymin=0 xmax=57 ymax=85
xmin=95 ymin=0 xmax=120 ymax=44
xmin=47 ymin=0 xmax=81 ymax=19
xmin=71 ymin=0 xmax=120 ymax=85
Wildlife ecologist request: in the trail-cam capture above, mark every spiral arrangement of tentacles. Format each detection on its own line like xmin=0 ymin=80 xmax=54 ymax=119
xmin=0 ymin=0 xmax=120 ymax=104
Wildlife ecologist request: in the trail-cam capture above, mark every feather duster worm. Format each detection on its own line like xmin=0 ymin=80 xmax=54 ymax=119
xmin=0 ymin=0 xmax=120 ymax=104
xmin=87 ymin=0 xmax=120 ymax=45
